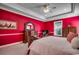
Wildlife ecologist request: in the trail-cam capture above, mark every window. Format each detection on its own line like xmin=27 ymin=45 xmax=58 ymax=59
xmin=54 ymin=21 xmax=62 ymax=36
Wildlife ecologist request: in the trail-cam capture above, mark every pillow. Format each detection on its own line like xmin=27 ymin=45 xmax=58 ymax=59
xmin=71 ymin=37 xmax=79 ymax=49
xmin=67 ymin=32 xmax=76 ymax=43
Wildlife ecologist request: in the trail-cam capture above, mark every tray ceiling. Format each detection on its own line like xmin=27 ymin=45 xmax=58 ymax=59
xmin=0 ymin=3 xmax=77 ymax=22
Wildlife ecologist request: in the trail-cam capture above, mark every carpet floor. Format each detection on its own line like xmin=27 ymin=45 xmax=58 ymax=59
xmin=0 ymin=43 xmax=28 ymax=55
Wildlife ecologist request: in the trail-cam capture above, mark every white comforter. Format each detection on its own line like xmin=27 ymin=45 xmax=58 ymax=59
xmin=29 ymin=36 xmax=79 ymax=55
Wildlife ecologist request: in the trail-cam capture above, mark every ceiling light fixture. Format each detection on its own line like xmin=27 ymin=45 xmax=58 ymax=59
xmin=43 ymin=4 xmax=50 ymax=13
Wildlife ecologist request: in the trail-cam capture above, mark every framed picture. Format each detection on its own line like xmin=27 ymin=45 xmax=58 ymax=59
xmin=54 ymin=21 xmax=62 ymax=36
xmin=0 ymin=20 xmax=17 ymax=29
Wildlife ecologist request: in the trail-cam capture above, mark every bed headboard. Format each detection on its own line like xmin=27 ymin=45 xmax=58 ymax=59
xmin=63 ymin=27 xmax=77 ymax=37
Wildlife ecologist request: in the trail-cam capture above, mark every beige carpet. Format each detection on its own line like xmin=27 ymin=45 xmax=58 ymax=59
xmin=0 ymin=43 xmax=28 ymax=55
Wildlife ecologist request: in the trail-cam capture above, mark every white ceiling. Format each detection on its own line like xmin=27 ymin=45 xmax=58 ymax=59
xmin=0 ymin=3 xmax=79 ymax=22
xmin=19 ymin=3 xmax=72 ymax=17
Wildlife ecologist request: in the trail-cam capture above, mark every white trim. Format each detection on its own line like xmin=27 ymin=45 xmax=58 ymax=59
xmin=0 ymin=41 xmax=22 ymax=48
xmin=0 ymin=33 xmax=23 ymax=36
xmin=1 ymin=7 xmax=45 ymax=22
xmin=0 ymin=3 xmax=45 ymax=22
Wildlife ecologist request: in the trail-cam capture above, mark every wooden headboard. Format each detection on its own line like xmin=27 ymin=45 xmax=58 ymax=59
xmin=63 ymin=27 xmax=77 ymax=37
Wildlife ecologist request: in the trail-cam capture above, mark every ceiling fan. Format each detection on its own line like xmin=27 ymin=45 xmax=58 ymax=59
xmin=34 ymin=4 xmax=56 ymax=13
xmin=42 ymin=4 xmax=50 ymax=13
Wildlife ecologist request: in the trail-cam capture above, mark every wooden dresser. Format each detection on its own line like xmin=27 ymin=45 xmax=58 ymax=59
xmin=23 ymin=30 xmax=38 ymax=47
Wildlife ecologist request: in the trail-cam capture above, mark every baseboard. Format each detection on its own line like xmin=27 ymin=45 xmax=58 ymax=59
xmin=0 ymin=41 xmax=22 ymax=48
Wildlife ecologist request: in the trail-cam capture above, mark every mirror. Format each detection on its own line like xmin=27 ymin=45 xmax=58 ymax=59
xmin=25 ymin=22 xmax=35 ymax=31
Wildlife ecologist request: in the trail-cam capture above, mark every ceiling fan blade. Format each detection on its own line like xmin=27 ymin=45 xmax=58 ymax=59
xmin=52 ymin=7 xmax=56 ymax=9
xmin=31 ymin=3 xmax=50 ymax=8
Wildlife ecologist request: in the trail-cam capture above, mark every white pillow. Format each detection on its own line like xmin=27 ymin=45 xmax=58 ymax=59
xmin=71 ymin=37 xmax=79 ymax=49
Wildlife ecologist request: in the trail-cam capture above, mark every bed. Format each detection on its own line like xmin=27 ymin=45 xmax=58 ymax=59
xmin=28 ymin=36 xmax=79 ymax=55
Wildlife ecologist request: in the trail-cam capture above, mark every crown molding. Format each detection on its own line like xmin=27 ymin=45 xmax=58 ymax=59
xmin=0 ymin=3 xmax=46 ymax=22
xmin=1 ymin=3 xmax=79 ymax=22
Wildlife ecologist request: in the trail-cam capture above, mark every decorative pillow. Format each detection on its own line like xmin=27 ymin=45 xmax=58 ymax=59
xmin=71 ymin=37 xmax=79 ymax=49
xmin=67 ymin=32 xmax=76 ymax=43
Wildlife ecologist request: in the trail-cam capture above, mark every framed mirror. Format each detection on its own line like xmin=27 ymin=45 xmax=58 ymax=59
xmin=25 ymin=22 xmax=35 ymax=31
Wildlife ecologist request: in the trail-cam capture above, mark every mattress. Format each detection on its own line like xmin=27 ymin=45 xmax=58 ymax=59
xmin=29 ymin=36 xmax=79 ymax=55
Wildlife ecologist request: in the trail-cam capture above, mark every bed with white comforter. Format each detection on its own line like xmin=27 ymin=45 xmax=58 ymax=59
xmin=29 ymin=36 xmax=79 ymax=55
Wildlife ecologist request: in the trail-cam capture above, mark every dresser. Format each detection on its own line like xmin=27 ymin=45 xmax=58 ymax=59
xmin=23 ymin=30 xmax=38 ymax=47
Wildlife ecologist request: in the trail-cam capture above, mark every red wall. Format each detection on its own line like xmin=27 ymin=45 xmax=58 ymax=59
xmin=44 ymin=16 xmax=79 ymax=36
xmin=0 ymin=9 xmax=79 ymax=46
xmin=0 ymin=9 xmax=45 ymax=46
